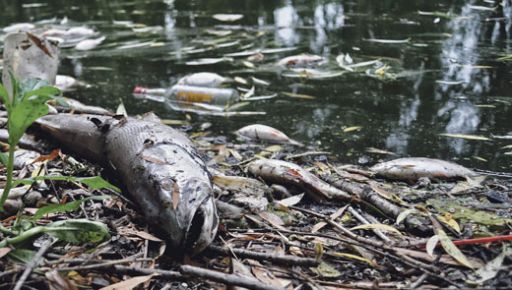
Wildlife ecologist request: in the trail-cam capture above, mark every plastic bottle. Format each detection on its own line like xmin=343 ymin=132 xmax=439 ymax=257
xmin=133 ymin=85 xmax=239 ymax=106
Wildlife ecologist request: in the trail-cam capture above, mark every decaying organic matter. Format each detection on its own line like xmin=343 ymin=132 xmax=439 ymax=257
xmin=248 ymin=158 xmax=354 ymax=202
xmin=35 ymin=113 xmax=218 ymax=254
xmin=371 ymin=157 xmax=477 ymax=181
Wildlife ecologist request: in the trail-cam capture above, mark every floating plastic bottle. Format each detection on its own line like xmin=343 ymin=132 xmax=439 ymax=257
xmin=133 ymin=84 xmax=240 ymax=106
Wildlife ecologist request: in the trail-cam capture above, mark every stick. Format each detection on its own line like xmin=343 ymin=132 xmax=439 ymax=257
xmin=207 ymin=244 xmax=319 ymax=266
xmin=13 ymin=238 xmax=53 ymax=290
xmin=180 ymin=265 xmax=284 ymax=290
xmin=112 ymin=265 xmax=284 ymax=290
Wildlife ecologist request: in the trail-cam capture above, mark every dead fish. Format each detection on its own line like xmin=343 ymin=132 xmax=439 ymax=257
xmin=247 ymin=159 xmax=353 ymax=202
xmin=3 ymin=23 xmax=35 ymax=33
xmin=236 ymin=124 xmax=303 ymax=146
xmin=55 ymin=75 xmax=77 ymax=91
xmin=370 ymin=157 xmax=477 ymax=181
xmin=51 ymin=97 xmax=113 ymax=116
xmin=36 ymin=114 xmax=218 ymax=254
xmin=277 ymin=54 xmax=326 ymax=68
xmin=177 ymin=72 xmax=231 ymax=88
xmin=75 ymin=36 xmax=105 ymax=51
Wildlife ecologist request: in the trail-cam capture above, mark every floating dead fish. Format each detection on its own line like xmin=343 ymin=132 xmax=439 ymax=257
xmin=177 ymin=72 xmax=231 ymax=88
xmin=370 ymin=157 xmax=477 ymax=181
xmin=55 ymin=75 xmax=77 ymax=91
xmin=247 ymin=159 xmax=353 ymax=202
xmin=3 ymin=23 xmax=35 ymax=33
xmin=282 ymin=68 xmax=344 ymax=79
xmin=277 ymin=54 xmax=326 ymax=68
xmin=75 ymin=36 xmax=106 ymax=51
xmin=212 ymin=14 xmax=244 ymax=22
xmin=36 ymin=114 xmax=218 ymax=254
xmin=236 ymin=124 xmax=303 ymax=146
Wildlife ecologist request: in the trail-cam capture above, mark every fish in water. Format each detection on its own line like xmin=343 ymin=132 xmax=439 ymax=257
xmin=177 ymin=72 xmax=232 ymax=88
xmin=277 ymin=54 xmax=326 ymax=68
xmin=36 ymin=114 xmax=218 ymax=254
xmin=370 ymin=157 xmax=477 ymax=181
xmin=236 ymin=124 xmax=303 ymax=146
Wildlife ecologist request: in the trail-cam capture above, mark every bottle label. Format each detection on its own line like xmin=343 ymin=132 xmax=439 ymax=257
xmin=175 ymin=91 xmax=214 ymax=103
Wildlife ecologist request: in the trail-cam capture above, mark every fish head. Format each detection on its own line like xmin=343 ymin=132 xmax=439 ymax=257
xmin=150 ymin=171 xmax=218 ymax=255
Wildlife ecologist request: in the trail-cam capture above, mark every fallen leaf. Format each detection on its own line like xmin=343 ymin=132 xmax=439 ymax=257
xmin=350 ymin=223 xmax=403 ymax=235
xmin=100 ymin=274 xmax=157 ymax=290
xmin=437 ymin=228 xmax=474 ymax=269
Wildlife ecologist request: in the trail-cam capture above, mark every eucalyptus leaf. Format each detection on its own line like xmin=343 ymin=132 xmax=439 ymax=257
xmin=7 ymin=248 xmax=36 ymax=264
xmin=45 ymin=219 xmax=110 ymax=244
xmin=33 ymin=195 xmax=110 ymax=221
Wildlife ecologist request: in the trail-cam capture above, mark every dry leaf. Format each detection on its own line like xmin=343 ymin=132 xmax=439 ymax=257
xmin=100 ymin=274 xmax=157 ymax=290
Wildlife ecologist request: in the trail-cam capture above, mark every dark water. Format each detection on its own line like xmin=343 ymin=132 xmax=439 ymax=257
xmin=1 ymin=0 xmax=512 ymax=171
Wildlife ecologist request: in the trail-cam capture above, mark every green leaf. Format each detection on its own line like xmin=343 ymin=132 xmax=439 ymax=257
xmin=76 ymin=176 xmax=121 ymax=192
xmin=7 ymin=248 xmax=36 ymax=264
xmin=8 ymin=98 xmax=50 ymax=145
xmin=23 ymin=86 xmax=60 ymax=100
xmin=0 ymin=152 xmax=7 ymax=166
xmin=15 ymin=175 xmax=120 ymax=193
xmin=45 ymin=219 xmax=110 ymax=244
xmin=0 ymin=84 xmax=10 ymax=107
xmin=32 ymin=195 xmax=110 ymax=221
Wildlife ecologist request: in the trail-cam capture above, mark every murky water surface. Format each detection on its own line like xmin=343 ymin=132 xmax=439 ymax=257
xmin=1 ymin=0 xmax=512 ymax=171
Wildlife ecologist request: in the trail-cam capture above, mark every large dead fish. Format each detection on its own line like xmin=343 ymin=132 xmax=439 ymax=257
xmin=35 ymin=114 xmax=218 ymax=254
xmin=370 ymin=157 xmax=477 ymax=181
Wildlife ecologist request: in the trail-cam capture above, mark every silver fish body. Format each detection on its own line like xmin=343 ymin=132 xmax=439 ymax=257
xmin=36 ymin=114 xmax=218 ymax=254
xmin=370 ymin=157 xmax=477 ymax=181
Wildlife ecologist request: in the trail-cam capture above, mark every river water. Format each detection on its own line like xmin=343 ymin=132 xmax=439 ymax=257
xmin=1 ymin=0 xmax=511 ymax=171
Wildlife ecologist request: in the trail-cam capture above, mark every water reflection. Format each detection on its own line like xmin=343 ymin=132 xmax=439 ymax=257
xmin=311 ymin=2 xmax=344 ymax=53
xmin=273 ymin=1 xmax=300 ymax=46
xmin=435 ymin=3 xmax=490 ymax=154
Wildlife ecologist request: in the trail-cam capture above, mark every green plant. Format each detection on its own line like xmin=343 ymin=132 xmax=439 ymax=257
xmin=0 ymin=75 xmax=60 ymax=211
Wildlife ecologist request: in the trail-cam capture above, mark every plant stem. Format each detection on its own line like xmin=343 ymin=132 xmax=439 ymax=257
xmin=0 ymin=143 xmax=15 ymax=211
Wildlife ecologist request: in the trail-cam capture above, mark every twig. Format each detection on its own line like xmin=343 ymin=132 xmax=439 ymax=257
xmin=180 ymin=265 xmax=284 ymax=290
xmin=207 ymin=244 xmax=319 ymax=266
xmin=13 ymin=238 xmax=54 ymax=290
xmin=347 ymin=206 xmax=391 ymax=243
xmin=112 ymin=265 xmax=284 ymax=290
xmin=410 ymin=272 xmax=429 ymax=289
xmin=52 ymin=253 xmax=144 ymax=271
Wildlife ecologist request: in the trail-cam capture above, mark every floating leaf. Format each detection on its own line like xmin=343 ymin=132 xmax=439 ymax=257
xmin=281 ymin=92 xmax=316 ymax=99
xmin=366 ymin=147 xmax=396 ymax=155
xmin=364 ymin=38 xmax=410 ymax=44
xmin=439 ymin=133 xmax=491 ymax=141
xmin=343 ymin=126 xmax=362 ymax=133
xmin=436 ymin=228 xmax=473 ymax=269
xmin=350 ymin=223 xmax=403 ymax=235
